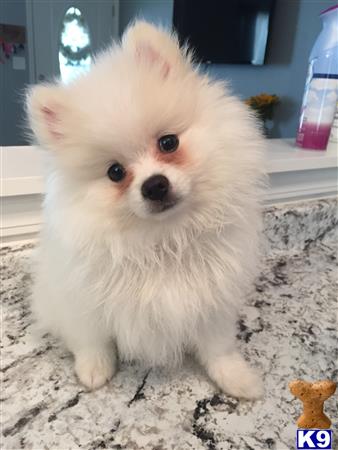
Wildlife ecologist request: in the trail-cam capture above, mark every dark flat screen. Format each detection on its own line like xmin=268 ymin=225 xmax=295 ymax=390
xmin=173 ymin=0 xmax=275 ymax=65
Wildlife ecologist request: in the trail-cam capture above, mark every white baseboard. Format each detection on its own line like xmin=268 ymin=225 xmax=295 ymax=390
xmin=1 ymin=194 xmax=42 ymax=244
xmin=267 ymin=166 xmax=338 ymax=204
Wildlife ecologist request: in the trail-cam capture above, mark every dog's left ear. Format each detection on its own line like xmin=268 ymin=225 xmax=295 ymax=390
xmin=122 ymin=21 xmax=187 ymax=78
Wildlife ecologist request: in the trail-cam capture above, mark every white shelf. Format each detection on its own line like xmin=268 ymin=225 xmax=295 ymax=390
xmin=267 ymin=139 xmax=337 ymax=173
xmin=1 ymin=140 xmax=337 ymax=196
xmin=1 ymin=139 xmax=337 ymax=241
xmin=1 ymin=146 xmax=45 ymax=196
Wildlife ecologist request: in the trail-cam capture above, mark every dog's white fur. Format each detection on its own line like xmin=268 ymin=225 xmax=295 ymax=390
xmin=27 ymin=22 xmax=266 ymax=398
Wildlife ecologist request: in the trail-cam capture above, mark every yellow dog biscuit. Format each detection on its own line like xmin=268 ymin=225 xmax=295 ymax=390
xmin=289 ymin=380 xmax=336 ymax=429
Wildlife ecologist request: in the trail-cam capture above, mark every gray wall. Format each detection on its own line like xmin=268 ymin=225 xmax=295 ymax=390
xmin=0 ymin=0 xmax=30 ymax=145
xmin=119 ymin=0 xmax=173 ymax=30
xmin=119 ymin=0 xmax=336 ymax=138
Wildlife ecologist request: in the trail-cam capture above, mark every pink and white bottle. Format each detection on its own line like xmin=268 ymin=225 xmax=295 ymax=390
xmin=296 ymin=4 xmax=338 ymax=150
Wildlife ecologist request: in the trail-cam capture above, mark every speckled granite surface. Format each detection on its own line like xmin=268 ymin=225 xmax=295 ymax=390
xmin=264 ymin=197 xmax=337 ymax=252
xmin=1 ymin=198 xmax=337 ymax=450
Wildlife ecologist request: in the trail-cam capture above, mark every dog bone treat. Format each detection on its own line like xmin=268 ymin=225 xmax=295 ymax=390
xmin=289 ymin=380 xmax=336 ymax=429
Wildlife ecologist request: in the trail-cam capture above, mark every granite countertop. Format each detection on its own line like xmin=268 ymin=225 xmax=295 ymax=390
xmin=1 ymin=198 xmax=337 ymax=450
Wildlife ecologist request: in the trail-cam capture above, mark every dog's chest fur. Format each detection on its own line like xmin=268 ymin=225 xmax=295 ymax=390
xmin=91 ymin=232 xmax=243 ymax=364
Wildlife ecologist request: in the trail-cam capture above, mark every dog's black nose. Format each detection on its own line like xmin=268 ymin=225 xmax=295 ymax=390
xmin=141 ymin=175 xmax=169 ymax=201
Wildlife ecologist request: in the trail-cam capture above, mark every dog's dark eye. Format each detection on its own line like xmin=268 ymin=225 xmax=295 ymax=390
xmin=158 ymin=134 xmax=179 ymax=153
xmin=107 ymin=163 xmax=126 ymax=182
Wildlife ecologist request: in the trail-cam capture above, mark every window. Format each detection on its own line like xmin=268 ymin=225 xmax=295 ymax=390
xmin=58 ymin=7 xmax=92 ymax=83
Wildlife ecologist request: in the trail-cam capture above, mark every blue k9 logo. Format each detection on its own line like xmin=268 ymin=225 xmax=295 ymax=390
xmin=297 ymin=430 xmax=332 ymax=449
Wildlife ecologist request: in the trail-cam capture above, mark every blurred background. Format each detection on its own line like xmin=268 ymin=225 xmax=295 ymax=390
xmin=0 ymin=0 xmax=336 ymax=146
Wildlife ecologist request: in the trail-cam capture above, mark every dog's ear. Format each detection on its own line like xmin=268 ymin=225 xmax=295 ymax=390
xmin=26 ymin=84 xmax=76 ymax=149
xmin=122 ymin=21 xmax=187 ymax=78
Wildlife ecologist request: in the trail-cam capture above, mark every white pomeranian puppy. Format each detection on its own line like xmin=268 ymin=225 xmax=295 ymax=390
xmin=27 ymin=22 xmax=266 ymax=399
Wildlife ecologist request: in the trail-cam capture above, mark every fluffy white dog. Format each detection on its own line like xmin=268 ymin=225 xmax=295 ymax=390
xmin=27 ymin=22 xmax=266 ymax=399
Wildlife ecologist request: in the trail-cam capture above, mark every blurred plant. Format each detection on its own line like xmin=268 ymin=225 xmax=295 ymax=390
xmin=245 ymin=93 xmax=280 ymax=122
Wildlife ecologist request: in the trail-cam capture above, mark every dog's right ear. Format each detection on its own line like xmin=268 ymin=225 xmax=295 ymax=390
xmin=122 ymin=21 xmax=189 ymax=79
xmin=26 ymin=84 xmax=73 ymax=149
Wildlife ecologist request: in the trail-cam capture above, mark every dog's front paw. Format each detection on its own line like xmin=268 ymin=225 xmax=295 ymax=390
xmin=207 ymin=352 xmax=263 ymax=400
xmin=74 ymin=348 xmax=116 ymax=390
